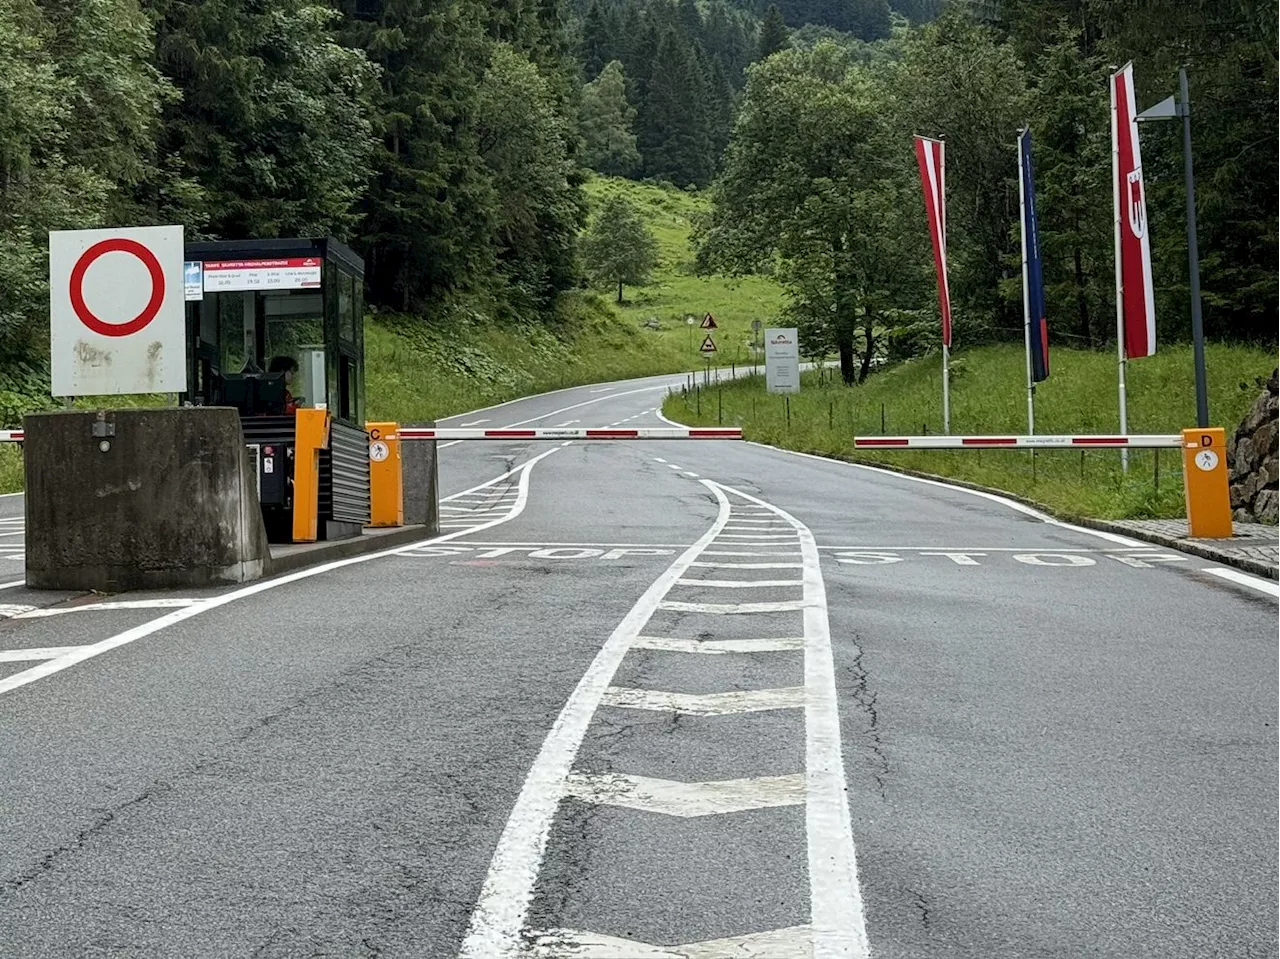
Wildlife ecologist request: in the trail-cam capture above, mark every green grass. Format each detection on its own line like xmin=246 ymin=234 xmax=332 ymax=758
xmin=583 ymin=175 xmax=787 ymax=369
xmin=662 ymin=342 xmax=1277 ymax=520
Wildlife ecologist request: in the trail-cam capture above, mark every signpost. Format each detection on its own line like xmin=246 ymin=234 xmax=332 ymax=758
xmin=764 ymin=328 xmax=800 ymax=394
xmin=49 ymin=225 xmax=186 ymax=397
xmin=700 ymin=332 xmax=716 ymax=386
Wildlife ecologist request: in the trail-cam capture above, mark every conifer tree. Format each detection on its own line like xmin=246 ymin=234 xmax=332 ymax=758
xmin=757 ymin=4 xmax=788 ymax=60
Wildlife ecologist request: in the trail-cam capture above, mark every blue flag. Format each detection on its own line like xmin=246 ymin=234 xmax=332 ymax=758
xmin=1019 ymin=130 xmax=1049 ymax=382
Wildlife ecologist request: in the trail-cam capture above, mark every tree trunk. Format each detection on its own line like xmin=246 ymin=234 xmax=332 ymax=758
xmin=617 ymin=278 xmax=623 ymax=304
xmin=833 ymin=241 xmax=857 ymax=384
xmin=1072 ymin=237 xmax=1090 ymax=347
xmin=858 ymin=308 xmax=875 ymax=384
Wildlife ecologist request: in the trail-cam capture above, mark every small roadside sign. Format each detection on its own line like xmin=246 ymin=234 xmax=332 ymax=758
xmin=699 ymin=334 xmax=717 ymax=353
xmin=701 ymin=312 xmax=717 ymax=330
xmin=184 ymin=261 xmax=204 ymax=302
xmin=49 ymin=225 xmax=186 ymax=397
xmin=765 ymin=327 xmax=800 ymax=393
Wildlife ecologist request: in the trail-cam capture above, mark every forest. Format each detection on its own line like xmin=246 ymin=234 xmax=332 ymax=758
xmin=0 ymin=0 xmax=1275 ymax=396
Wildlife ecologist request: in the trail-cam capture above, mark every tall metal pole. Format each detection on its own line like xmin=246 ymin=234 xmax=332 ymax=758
xmin=1180 ymin=67 xmax=1209 ymax=428
xmin=1017 ymin=130 xmax=1035 ymax=435
xmin=1111 ymin=72 xmax=1129 ymax=471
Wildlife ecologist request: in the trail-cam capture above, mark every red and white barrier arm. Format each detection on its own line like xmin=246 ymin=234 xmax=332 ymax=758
xmin=0 ymin=430 xmax=22 ymax=443
xmin=397 ymin=427 xmax=742 ymax=441
xmin=853 ymin=433 xmax=1182 ymax=450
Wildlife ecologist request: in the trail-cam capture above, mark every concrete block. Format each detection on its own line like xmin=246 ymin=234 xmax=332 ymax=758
xmin=402 ymin=422 xmax=440 ymax=534
xmin=23 ymin=407 xmax=270 ymax=591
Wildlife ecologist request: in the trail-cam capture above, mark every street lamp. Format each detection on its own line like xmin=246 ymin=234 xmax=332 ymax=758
xmin=1137 ymin=66 xmax=1209 ymax=428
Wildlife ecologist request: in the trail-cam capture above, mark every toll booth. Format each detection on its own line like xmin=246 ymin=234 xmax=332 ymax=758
xmin=182 ymin=237 xmax=369 ymax=543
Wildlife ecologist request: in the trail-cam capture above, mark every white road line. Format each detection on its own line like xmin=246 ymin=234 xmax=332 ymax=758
xmin=0 ymin=580 xmax=26 ymax=590
xmin=716 ymin=534 xmax=798 ymax=541
xmin=460 ymin=419 xmax=491 ymax=426
xmin=657 ymin=599 xmax=807 ymax=614
xmin=667 ymin=464 xmax=683 ymax=470
xmin=600 ymin=685 xmax=805 ymax=715
xmin=12 ymin=598 xmax=201 ymax=619
xmin=588 ymin=388 xmax=615 ymax=393
xmin=527 ymin=925 xmax=811 ymax=959
xmin=0 ymin=449 xmax=562 ymax=697
xmin=702 ymin=550 xmax=800 ymax=557
xmin=632 ymin=636 xmax=804 ymax=654
xmin=681 ymin=472 xmax=700 ymax=478
xmin=1202 ymin=567 xmax=1280 ymax=597
xmin=0 ymin=646 xmax=87 ymax=662
xmin=676 ymin=578 xmax=804 ymax=589
xmin=0 ymin=604 xmax=35 ymax=618
xmin=457 ymin=483 xmax=734 ymax=959
xmin=563 ymin=772 xmax=805 ymax=817
xmin=690 ymin=562 xmax=804 ymax=570
xmin=717 ymin=481 xmax=870 ymax=957
xmin=654 ymin=458 xmax=667 ymax=463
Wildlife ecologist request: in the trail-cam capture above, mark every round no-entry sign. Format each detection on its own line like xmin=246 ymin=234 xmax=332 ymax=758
xmin=48 ymin=224 xmax=185 ymax=397
xmin=69 ymin=238 xmax=166 ymax=337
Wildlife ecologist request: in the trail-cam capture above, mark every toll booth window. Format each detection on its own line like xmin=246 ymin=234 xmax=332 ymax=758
xmin=339 ymin=354 xmax=354 ymax=421
xmin=339 ymin=272 xmax=356 ymax=344
xmin=264 ymin=293 xmax=325 ymax=409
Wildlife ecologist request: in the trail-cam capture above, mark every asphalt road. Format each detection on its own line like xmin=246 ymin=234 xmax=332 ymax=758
xmin=0 ymin=370 xmax=1276 ymax=958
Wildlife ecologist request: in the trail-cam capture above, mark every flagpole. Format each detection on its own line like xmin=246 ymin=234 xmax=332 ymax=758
xmin=940 ymin=138 xmax=950 ymax=435
xmin=1111 ymin=69 xmax=1129 ymax=472
xmin=1017 ymin=131 xmax=1035 ymax=434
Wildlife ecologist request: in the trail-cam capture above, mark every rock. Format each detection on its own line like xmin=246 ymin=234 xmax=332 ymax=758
xmin=1243 ymin=400 xmax=1271 ymax=436
xmin=1231 ymin=482 xmax=1248 ymax=509
xmin=1265 ymin=455 xmax=1279 ymax=488
xmin=1254 ymin=489 xmax=1278 ymax=524
xmin=1232 ymin=436 xmax=1256 ymax=476
xmin=1233 ymin=507 xmax=1253 ymax=523
xmin=1259 ymin=418 xmax=1279 ymax=457
xmin=1269 ymin=367 xmax=1279 ymax=396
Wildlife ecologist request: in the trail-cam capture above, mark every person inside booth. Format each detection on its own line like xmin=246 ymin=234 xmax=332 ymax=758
xmin=267 ymin=356 xmax=304 ymax=414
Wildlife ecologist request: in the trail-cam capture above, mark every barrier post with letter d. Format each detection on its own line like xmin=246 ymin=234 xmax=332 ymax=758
xmin=366 ymin=422 xmax=404 ymax=528
xmin=1181 ymin=427 xmax=1232 ymax=539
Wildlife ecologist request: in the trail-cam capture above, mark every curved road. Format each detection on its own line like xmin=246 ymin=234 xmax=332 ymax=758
xmin=0 ymin=370 xmax=1275 ymax=958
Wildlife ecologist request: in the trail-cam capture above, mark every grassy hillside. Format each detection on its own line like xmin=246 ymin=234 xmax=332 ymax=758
xmin=582 ymin=176 xmax=787 ymax=369
xmin=663 ymin=342 xmax=1277 ymax=520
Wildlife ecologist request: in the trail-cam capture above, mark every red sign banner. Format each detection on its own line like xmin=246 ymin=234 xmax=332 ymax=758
xmin=1111 ymin=64 xmax=1156 ymax=358
xmin=914 ymin=136 xmax=952 ymax=348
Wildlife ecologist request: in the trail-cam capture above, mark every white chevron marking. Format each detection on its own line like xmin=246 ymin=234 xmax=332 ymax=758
xmin=600 ymin=685 xmax=805 ymax=715
xmin=563 ymin=772 xmax=805 ymax=817
xmin=525 ymin=925 xmax=812 ymax=958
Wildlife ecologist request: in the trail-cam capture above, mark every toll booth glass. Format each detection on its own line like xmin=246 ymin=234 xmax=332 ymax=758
xmin=263 ymin=292 xmax=327 ymax=410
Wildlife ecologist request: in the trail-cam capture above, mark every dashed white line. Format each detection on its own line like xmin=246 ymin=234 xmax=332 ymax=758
xmin=564 ymin=772 xmax=806 ymax=817
xmin=600 ymin=685 xmax=806 ymax=715
xmin=632 ymin=636 xmax=804 ymax=654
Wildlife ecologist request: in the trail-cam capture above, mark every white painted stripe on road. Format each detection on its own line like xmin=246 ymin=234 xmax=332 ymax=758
xmin=690 ymin=562 xmax=803 ymax=570
xmin=0 ymin=604 xmax=35 ymax=618
xmin=0 ymin=580 xmax=26 ymax=590
xmin=460 ymin=419 xmax=491 ymax=426
xmin=681 ymin=471 xmax=699 ymax=478
xmin=632 ymin=636 xmax=804 ymax=654
xmin=1202 ymin=567 xmax=1280 ymax=597
xmin=564 ymin=772 xmax=805 ymax=817
xmin=11 ymin=598 xmax=202 ymax=618
xmin=701 ymin=550 xmax=800 ymax=557
xmin=675 ymin=578 xmax=804 ymax=589
xmin=457 ymin=481 xmax=734 ymax=958
xmin=716 ymin=534 xmax=798 ymax=540
xmin=717 ymin=481 xmax=871 ymax=957
xmin=0 ymin=646 xmax=87 ymax=662
xmin=658 ymin=600 xmax=807 ymax=614
xmin=527 ymin=925 xmax=811 ymax=958
xmin=601 ymin=685 xmax=805 ymax=715
xmin=0 ymin=448 xmax=562 ymax=697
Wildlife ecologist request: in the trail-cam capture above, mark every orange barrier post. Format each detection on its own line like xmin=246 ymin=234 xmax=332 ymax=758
xmin=292 ymin=409 xmax=330 ymax=543
xmin=366 ymin=421 xmax=403 ymax=528
xmin=1181 ymin=427 xmax=1233 ymax=539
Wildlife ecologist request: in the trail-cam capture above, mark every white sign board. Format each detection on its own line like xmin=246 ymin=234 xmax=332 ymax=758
xmin=764 ymin=327 xmax=800 ymax=394
xmin=184 ymin=261 xmax=204 ymax=301
xmin=49 ymin=225 xmax=186 ymax=397
xmin=202 ymin=257 xmax=322 ymax=293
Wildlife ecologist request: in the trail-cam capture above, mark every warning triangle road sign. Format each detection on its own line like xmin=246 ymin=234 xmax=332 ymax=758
xmin=699 ymin=334 xmax=717 ymax=353
xmin=700 ymin=312 xmax=717 ymax=329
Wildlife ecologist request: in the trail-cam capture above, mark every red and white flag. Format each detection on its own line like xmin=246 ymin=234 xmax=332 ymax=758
xmin=1111 ymin=63 xmax=1156 ymax=358
xmin=914 ymin=136 xmax=952 ymax=348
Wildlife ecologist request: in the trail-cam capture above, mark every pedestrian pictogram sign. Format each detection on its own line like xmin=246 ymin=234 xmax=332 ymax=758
xmin=49 ymin=225 xmax=186 ymax=397
xmin=701 ymin=312 xmax=717 ymax=329
xmin=699 ymin=334 xmax=717 ymax=353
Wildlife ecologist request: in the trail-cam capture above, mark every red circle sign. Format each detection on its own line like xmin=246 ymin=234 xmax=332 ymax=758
xmin=69 ymin=238 xmax=166 ymax=337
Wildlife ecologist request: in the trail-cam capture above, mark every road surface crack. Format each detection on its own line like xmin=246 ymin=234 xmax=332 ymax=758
xmin=846 ymin=633 xmax=890 ymax=800
xmin=908 ymin=887 xmax=932 ymax=929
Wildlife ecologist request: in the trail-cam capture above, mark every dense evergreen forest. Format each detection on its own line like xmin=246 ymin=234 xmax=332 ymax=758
xmin=0 ymin=0 xmax=1274 ymax=395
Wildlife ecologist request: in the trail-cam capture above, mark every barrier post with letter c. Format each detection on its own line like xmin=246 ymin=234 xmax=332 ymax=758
xmin=366 ymin=422 xmax=403 ymax=528
xmin=1181 ymin=427 xmax=1232 ymax=539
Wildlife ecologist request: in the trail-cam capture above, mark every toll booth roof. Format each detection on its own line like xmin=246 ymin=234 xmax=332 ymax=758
xmin=185 ymin=237 xmax=364 ymax=277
